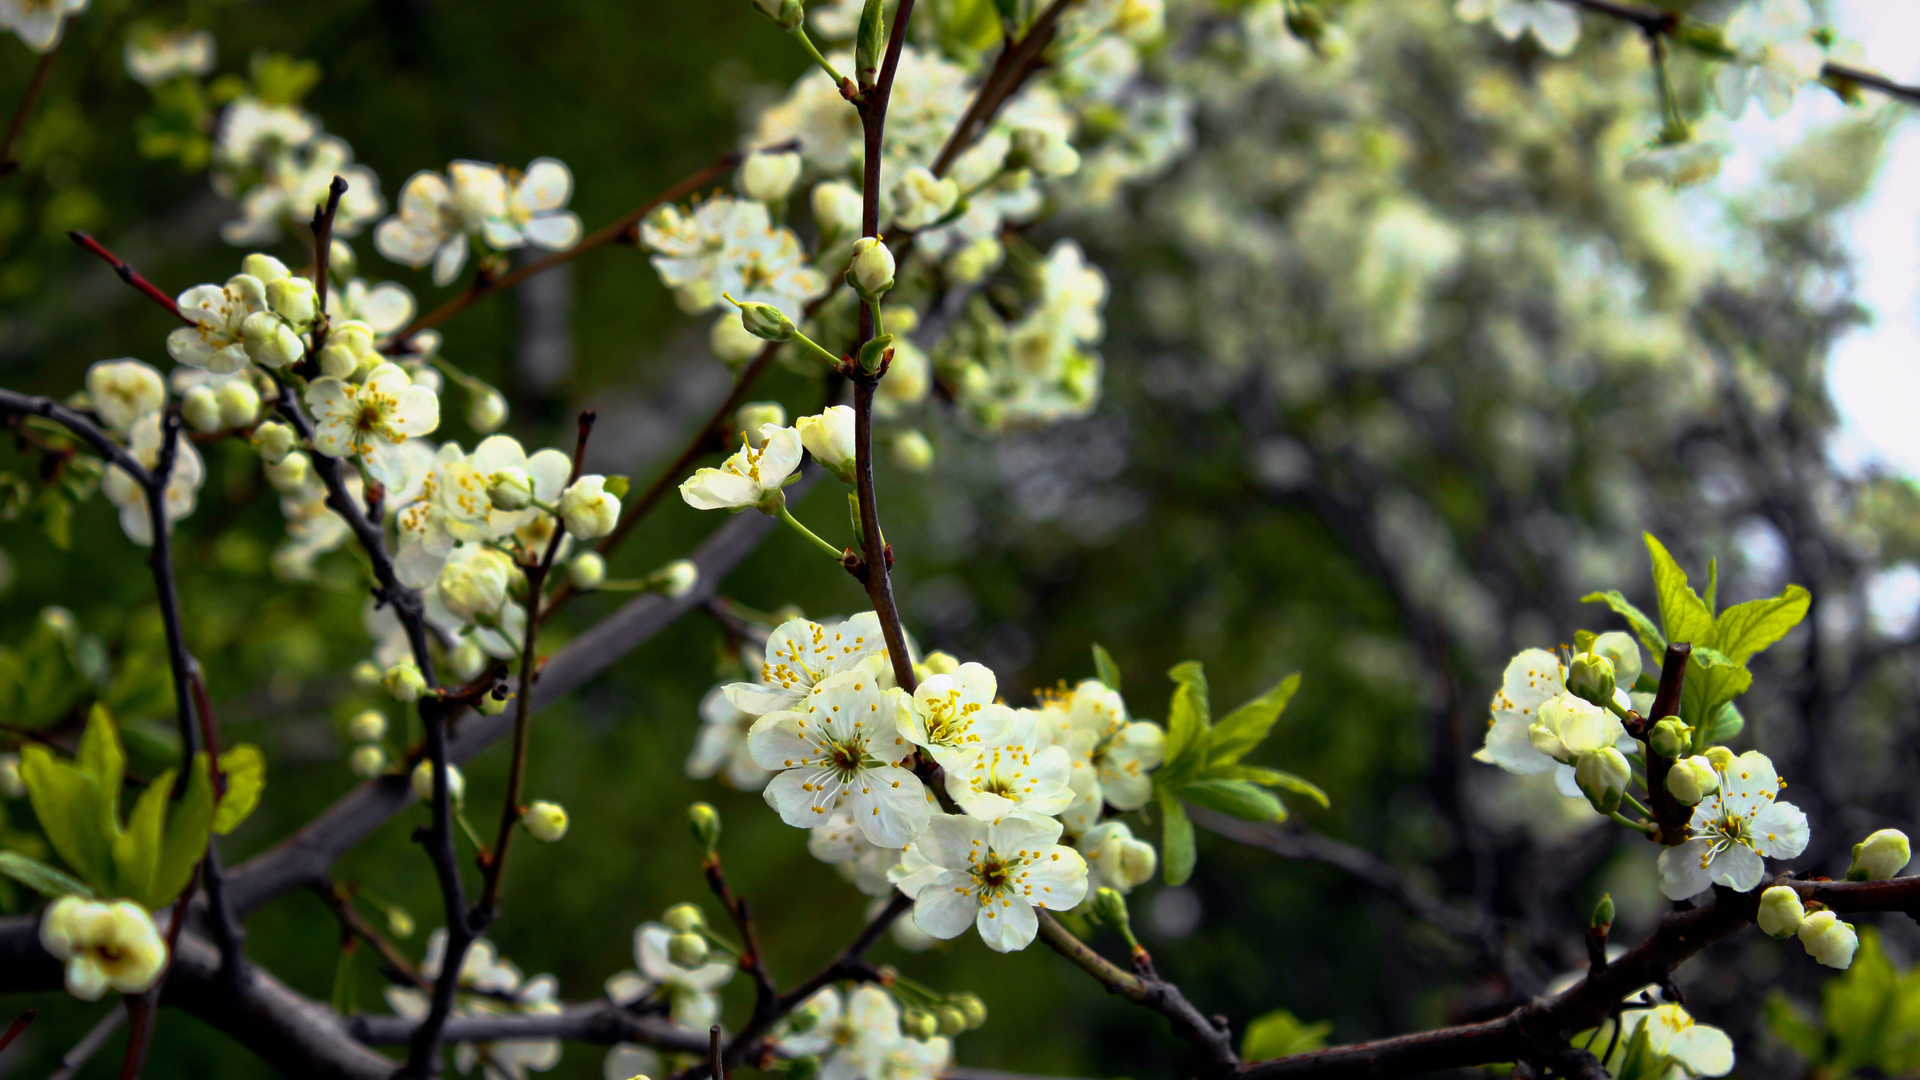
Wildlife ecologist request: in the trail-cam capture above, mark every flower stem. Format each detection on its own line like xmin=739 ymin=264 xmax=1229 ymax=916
xmin=1609 ymin=811 xmax=1654 ymax=835
xmin=1621 ymin=791 xmax=1654 ymax=819
xmin=790 ymin=329 xmax=845 ymax=371
xmin=777 ymin=503 xmax=846 ymax=560
xmin=788 ymin=25 xmax=847 ymax=88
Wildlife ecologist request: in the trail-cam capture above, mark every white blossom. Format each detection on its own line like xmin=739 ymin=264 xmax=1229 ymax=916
xmin=641 ymin=197 xmax=826 ymax=321
xmin=688 ymin=681 xmax=774 ymax=791
xmin=85 ymin=359 xmax=166 ymax=436
xmin=221 ymin=134 xmax=385 ymax=246
xmin=809 ymin=806 xmax=905 ymax=897
xmin=435 ymin=543 xmax=527 ymax=658
xmin=1657 ymin=751 xmax=1809 ymax=899
xmin=678 ymin=423 xmax=804 ymax=512
xmin=305 ymin=363 xmax=440 ymax=488
xmin=1455 ymin=0 xmax=1580 ymax=57
xmin=386 ymin=931 xmax=561 ymax=1080
xmin=396 ymin=435 xmax=572 ymax=587
xmin=896 ymin=661 xmax=1015 ymax=770
xmin=376 ymin=162 xmax=510 ymax=286
xmin=1 ymin=0 xmax=88 ymax=52
xmin=559 ymin=475 xmax=621 ymax=539
xmin=124 ymin=27 xmax=214 ymax=85
xmin=1077 ymin=820 xmax=1158 ymax=894
xmin=723 ymin=611 xmax=889 ymax=716
xmin=1717 ymin=0 xmax=1825 ymax=119
xmin=168 ymin=271 xmax=271 ymax=374
xmin=101 ymin=414 xmax=205 ymax=546
xmin=38 ymin=897 xmax=167 ymax=1001
xmin=625 ymin=921 xmax=735 ymax=1029
xmin=947 ymin=711 xmax=1077 ymax=824
xmin=897 ymin=812 xmax=1089 ymax=952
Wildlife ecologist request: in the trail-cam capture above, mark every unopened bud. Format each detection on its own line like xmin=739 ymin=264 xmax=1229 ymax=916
xmin=0 ymin=753 xmax=21 ymax=798
xmin=383 ymin=661 xmax=427 ymax=702
xmin=410 ymin=760 xmax=464 ymax=806
xmin=329 ymin=240 xmax=357 ymax=280
xmin=242 ymin=253 xmax=290 ymax=284
xmin=182 ymin=385 xmax=223 ymax=432
xmin=890 ymin=430 xmax=934 ymax=471
xmin=264 ymin=451 xmax=309 ymax=490
xmin=1575 ymin=747 xmax=1630 ymax=814
xmin=467 ymin=387 xmax=508 ymax=434
xmin=1665 ymin=756 xmax=1719 ymax=805
xmin=727 ymin=295 xmax=795 ymax=342
xmin=1566 ymin=651 xmax=1616 ymax=707
xmin=663 ymin=902 xmax=706 ymax=934
xmin=1091 ymin=886 xmax=1138 ymax=950
xmin=349 ymin=743 xmax=387 ymax=778
xmin=216 ymin=379 xmax=261 ymax=428
xmin=848 ymin=236 xmax=895 ymax=298
xmin=812 ymin=181 xmax=862 ymax=241
xmin=251 ymin=420 xmax=297 ymax=463
xmin=711 ymin=312 xmax=765 ymax=365
xmin=383 ymin=904 xmax=414 ymax=939
xmin=448 ymin=638 xmax=487 ymax=683
xmin=1848 ymin=829 xmax=1911 ymax=882
xmin=1798 ymin=910 xmax=1860 ymax=969
xmin=901 ymin=1008 xmax=938 ymax=1040
xmin=350 ymin=659 xmax=383 ymax=687
xmin=241 ymin=311 xmax=306 ymax=368
xmin=488 ymin=466 xmax=535 ymax=511
xmin=1758 ymin=885 xmax=1805 ymax=938
xmin=1590 ymin=893 xmax=1614 ymax=931
xmin=267 ymin=276 xmax=317 ymax=325
xmin=741 ymin=150 xmax=802 ymax=203
xmin=349 ymin=709 xmax=387 ymax=743
xmin=1704 ymin=746 xmax=1735 ymax=772
xmin=689 ymin=802 xmax=721 ymax=854
xmin=524 ymin=800 xmax=569 ymax=842
xmin=1647 ymin=717 xmax=1688 ymax=759
xmin=668 ymin=931 xmax=710 ymax=968
xmin=952 ymin=992 xmax=987 ymax=1029
xmin=648 ymin=559 xmax=699 ymax=599
xmin=857 ymin=332 xmax=893 ymax=375
xmin=935 ymin=1006 xmax=968 ymax=1037
xmin=569 ymin=552 xmax=606 ymax=590
xmin=317 ymin=342 xmax=360 ymax=379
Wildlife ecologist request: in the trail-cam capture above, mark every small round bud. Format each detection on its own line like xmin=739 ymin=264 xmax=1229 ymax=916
xmin=181 ymin=385 xmax=223 ymax=432
xmin=901 ymin=1009 xmax=938 ymax=1041
xmin=0 ymin=752 xmax=21 ymax=798
xmin=569 ymin=552 xmax=606 ymax=590
xmin=560 ymin=476 xmax=621 ymax=539
xmin=350 ymin=659 xmax=383 ymax=687
xmin=240 ymin=311 xmax=306 ymax=368
xmin=383 ymin=661 xmax=428 ymax=703
xmin=447 ymin=638 xmax=487 ymax=683
xmin=946 ymin=236 xmax=1004 ymax=285
xmin=264 ymin=451 xmax=310 ymax=490
xmin=1091 ymin=887 xmax=1134 ymax=944
xmin=476 ymin=686 xmax=513 ymax=715
xmin=410 ymin=760 xmax=464 ymax=806
xmin=935 ymin=1006 xmax=968 ymax=1037
xmin=1758 ymin=885 xmax=1806 ymax=938
xmin=524 ymin=800 xmax=569 ymax=842
xmin=1665 ymin=755 xmax=1719 ymax=805
xmin=1566 ymin=651 xmax=1616 ymax=707
xmin=1704 ymin=746 xmax=1736 ymax=772
xmin=667 ymin=931 xmax=710 ymax=968
xmin=251 ymin=420 xmax=297 ymax=463
xmin=848 ymin=237 xmax=896 ymax=298
xmin=317 ymin=342 xmax=359 ymax=379
xmin=675 ymin=280 xmax=717 ymax=314
xmin=1647 ymin=717 xmax=1688 ymax=759
xmin=1010 ymin=122 xmax=1080 ymax=178
xmin=349 ymin=709 xmax=387 ymax=743
xmin=1848 ymin=829 xmax=1911 ymax=882
xmin=1575 ymin=747 xmax=1630 ymax=814
xmin=1798 ymin=910 xmax=1860 ymax=969
xmin=890 ymin=430 xmax=934 ymax=471
xmin=736 ymin=403 xmax=787 ymax=446
xmin=217 ymin=378 xmax=261 ymax=429
xmin=951 ymin=992 xmax=987 ymax=1029
xmin=728 ymin=296 xmax=796 ymax=342
xmin=741 ymin=150 xmax=803 ymax=203
xmin=349 ymin=743 xmax=387 ymax=778
xmin=267 ymin=276 xmax=318 ymax=325
xmin=813 ymin=181 xmax=863 ymax=241
xmin=467 ymin=387 xmax=508 ymax=434
xmin=487 ymin=466 xmax=535 ymax=511
xmin=689 ymin=802 xmax=721 ymax=854
xmin=385 ymin=905 xmax=415 ymax=939
xmin=242 ymin=253 xmax=290 ymax=284
xmin=329 ymin=240 xmax=357 ymax=280
xmin=1590 ymin=893 xmax=1614 ymax=931
xmin=649 ymin=559 xmax=699 ymax=599
xmin=663 ymin=903 xmax=706 ymax=934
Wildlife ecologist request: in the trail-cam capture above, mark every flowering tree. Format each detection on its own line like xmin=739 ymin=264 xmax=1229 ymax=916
xmin=1 ymin=1 xmax=1919 ymax=1079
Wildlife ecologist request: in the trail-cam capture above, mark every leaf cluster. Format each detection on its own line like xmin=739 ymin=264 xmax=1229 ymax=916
xmin=1766 ymin=928 xmax=1920 ymax=1077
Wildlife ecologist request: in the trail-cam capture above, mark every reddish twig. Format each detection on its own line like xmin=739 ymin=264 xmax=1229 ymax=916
xmin=0 ymin=1009 xmax=34 ymax=1054
xmin=67 ymin=231 xmax=195 ymax=325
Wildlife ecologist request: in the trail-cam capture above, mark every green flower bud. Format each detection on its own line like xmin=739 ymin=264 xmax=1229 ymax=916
xmin=467 ymin=387 xmax=508 ymax=434
xmin=328 ymin=240 xmax=357 ymax=281
xmin=663 ymin=902 xmax=705 ymax=934
xmin=383 ymin=661 xmax=427 ymax=702
xmin=267 ymin=276 xmax=318 ymax=325
xmin=350 ymin=659 xmax=383 ymax=687
xmin=524 ymin=800 xmax=568 ymax=842
xmin=476 ymin=686 xmax=512 ymax=716
xmin=251 ymin=420 xmax=297 ymax=463
xmin=689 ymin=802 xmax=722 ymax=855
xmin=349 ymin=709 xmax=387 ymax=743
xmin=181 ymin=385 xmax=223 ymax=433
xmin=1566 ymin=651 xmax=1616 ymax=707
xmin=668 ymin=931 xmax=710 ymax=968
xmin=1757 ymin=885 xmax=1805 ymax=938
xmin=857 ymin=333 xmax=894 ymax=375
xmin=385 ymin=904 xmax=414 ymax=939
xmin=1665 ymin=755 xmax=1719 ymax=805
xmin=951 ymin=992 xmax=987 ymax=1029
xmin=410 ymin=760 xmax=463 ymax=806
xmin=242 ymin=253 xmax=290 ymax=284
xmin=569 ymin=552 xmax=606 ymax=591
xmin=848 ymin=236 xmax=896 ymax=298
xmin=901 ymin=1008 xmax=938 ymax=1040
xmin=487 ymin=466 xmax=535 ymax=511
xmin=727 ymin=294 xmax=796 ymax=342
xmin=349 ymin=743 xmax=387 ymax=778
xmin=1798 ymin=910 xmax=1860 ymax=970
xmin=1848 ymin=829 xmax=1911 ymax=882
xmin=935 ymin=1006 xmax=968 ymax=1037
xmin=216 ymin=378 xmax=261 ymax=428
xmin=1575 ymin=747 xmax=1630 ymax=814
xmin=1590 ymin=893 xmax=1614 ymax=931
xmin=240 ymin=311 xmax=306 ymax=369
xmin=1647 ymin=717 xmax=1689 ymax=759
xmin=1091 ymin=886 xmax=1139 ymax=951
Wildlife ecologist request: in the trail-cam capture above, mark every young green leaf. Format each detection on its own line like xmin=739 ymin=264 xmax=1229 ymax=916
xmin=1221 ymin=764 xmax=1330 ymax=809
xmin=1241 ymin=1009 xmax=1333 ymax=1061
xmin=76 ymin=705 xmax=126 ymax=828
xmin=1713 ymin=585 xmax=1811 ymax=666
xmin=1208 ymin=673 xmax=1301 ymax=767
xmin=1706 ymin=702 xmax=1745 ymax=744
xmin=1178 ymin=778 xmax=1287 ymax=823
xmin=1091 ymin=642 xmax=1122 ymax=692
xmin=1581 ymin=590 xmax=1667 ymax=657
xmin=212 ymin=744 xmax=267 ymax=835
xmin=19 ymin=746 xmax=112 ymax=890
xmin=153 ymin=755 xmax=215 ymax=909
xmin=1163 ymin=661 xmax=1211 ymax=778
xmin=856 ymin=0 xmax=885 ymax=86
xmin=113 ymin=767 xmax=172 ymax=906
xmin=1680 ymin=645 xmax=1753 ymax=747
xmin=0 ymin=850 xmax=96 ymax=899
xmin=1645 ymin=533 xmax=1716 ymax=648
xmin=1160 ymin=786 xmax=1196 ymax=886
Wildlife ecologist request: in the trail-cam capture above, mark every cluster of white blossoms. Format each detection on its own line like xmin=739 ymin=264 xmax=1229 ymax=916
xmin=123 ymin=25 xmax=215 ymax=85
xmin=773 ymin=983 xmax=962 ymax=1080
xmin=387 ymin=931 xmax=562 ymax=1080
xmin=377 ymin=158 xmax=583 ymax=286
xmin=1 ymin=0 xmax=87 ymax=52
xmin=679 ymin=601 xmax=1167 ymax=952
xmin=80 ymin=359 xmax=207 ymax=546
xmin=212 ymin=95 xmax=384 ymax=247
xmin=604 ymin=917 xmax=736 ymax=1029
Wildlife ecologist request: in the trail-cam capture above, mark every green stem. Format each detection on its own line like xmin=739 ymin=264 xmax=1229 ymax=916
xmin=776 ymin=503 xmax=846 ymax=560
xmin=789 ymin=25 xmax=847 ymax=88
xmin=789 ymin=329 xmax=845 ymax=371
xmin=1621 ymin=791 xmax=1654 ymax=819
xmin=455 ymin=811 xmax=488 ymax=853
xmin=867 ymin=299 xmax=886 ymax=338
xmin=1609 ymin=811 xmax=1654 ymax=835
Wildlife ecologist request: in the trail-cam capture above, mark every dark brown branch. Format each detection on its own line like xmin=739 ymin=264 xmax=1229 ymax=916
xmin=0 ymin=48 xmax=56 ymax=179
xmin=67 ymin=232 xmax=195 ymax=325
xmin=930 ymin=0 xmax=1077 ymax=177
xmin=0 ymin=387 xmax=156 ymax=482
xmin=308 ymin=175 xmax=349 ymax=355
xmin=311 ymin=882 xmax=431 ymax=992
xmin=1034 ymin=912 xmax=1238 ymax=1073
xmin=703 ymin=852 xmax=778 ymax=1025
xmin=1641 ymin=643 xmax=1692 ymax=845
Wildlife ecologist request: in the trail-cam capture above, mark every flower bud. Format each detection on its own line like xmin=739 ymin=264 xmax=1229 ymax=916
xmin=668 ymin=931 xmax=710 ymax=968
xmin=813 ymin=180 xmax=863 ymax=242
xmin=797 ymin=406 xmax=857 ymax=482
xmin=689 ymin=802 xmax=722 ymax=854
xmin=1647 ymin=717 xmax=1688 ymax=759
xmin=242 ymin=253 xmax=290 ymax=284
xmin=1590 ymin=893 xmax=1614 ymax=931
xmin=182 ymin=385 xmax=223 ymax=432
xmin=1091 ymin=887 xmax=1134 ymax=942
xmin=1593 ymin=631 xmax=1643 ymax=690
xmin=952 ymin=992 xmax=987 ymax=1029
xmin=737 ymin=403 xmax=787 ymax=446
xmin=383 ymin=661 xmax=428 ymax=702
xmin=1566 ymin=651 xmax=1616 ymax=707
xmin=675 ymin=280 xmax=717 ymax=314
xmin=386 ymin=905 xmax=415 ymax=939
xmin=1848 ymin=829 xmax=1911 ymax=882
xmin=488 ymin=466 xmax=535 ymax=511
xmin=922 ymin=651 xmax=961 ymax=678
xmin=1798 ymin=910 xmax=1859 ymax=969
xmin=241 ymin=311 xmax=306 ymax=368
xmin=267 ymin=276 xmax=317 ymax=325
xmin=317 ymin=341 xmax=360 ymax=379
xmin=0 ymin=752 xmax=21 ymax=798
xmin=857 ymin=332 xmax=893 ymax=375
xmin=848 ymin=236 xmax=895 ymax=298
xmin=448 ymin=638 xmax=488 ymax=682
xmin=1010 ymin=123 xmax=1081 ymax=178
xmin=741 ymin=150 xmax=803 ymax=203
xmin=649 ymin=559 xmax=698 ymax=599
xmin=410 ymin=760 xmax=464 ymax=806
xmin=349 ymin=743 xmax=388 ymax=778
xmin=477 ymin=686 xmax=512 ymax=715
xmin=711 ymin=313 xmax=765 ymax=364
xmin=329 ymin=240 xmax=357 ymax=281
xmin=1704 ymin=746 xmax=1736 ymax=772
xmin=251 ymin=420 xmax=297 ymax=463
xmin=560 ymin=476 xmax=621 ymax=539
xmin=467 ymin=387 xmax=508 ymax=433
xmin=729 ymin=297 xmax=795 ymax=342
xmin=1758 ymin=886 xmax=1806 ymax=938
xmin=947 ymin=237 xmax=1005 ymax=289
xmin=524 ymin=800 xmax=569 ymax=842
xmin=569 ymin=552 xmax=606 ymax=590
xmin=891 ymin=166 xmax=960 ymax=230
xmin=663 ymin=902 xmax=706 ymax=934
xmin=901 ymin=1009 xmax=938 ymax=1040
xmin=752 ymin=0 xmax=804 ymax=30
xmin=1575 ymin=747 xmax=1630 ymax=814
xmin=890 ymin=430 xmax=934 ymax=472
xmin=935 ymin=1006 xmax=968 ymax=1036
xmin=1665 ymin=755 xmax=1719 ymax=805
xmin=217 ymin=378 xmax=261 ymax=428
xmin=265 ymin=451 xmax=310 ymax=490
xmin=349 ymin=709 xmax=387 ymax=743
xmin=350 ymin=659 xmax=383 ymax=687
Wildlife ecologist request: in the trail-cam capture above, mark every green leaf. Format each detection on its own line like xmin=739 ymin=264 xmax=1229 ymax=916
xmin=1162 ymin=661 xmax=1211 ymax=780
xmin=1820 ymin=927 xmax=1919 ymax=1076
xmin=1581 ymin=590 xmax=1667 ymax=657
xmin=1764 ymin=990 xmax=1827 ymax=1065
xmin=856 ymin=0 xmax=886 ymax=82
xmin=112 ymin=767 xmax=171 ymax=906
xmin=1220 ymin=765 xmax=1330 ymax=809
xmin=1241 ymin=1008 xmax=1333 ymax=1061
xmin=19 ymin=746 xmax=111 ymax=890
xmin=1703 ymin=556 xmax=1718 ymax=615
xmin=0 ymin=851 xmax=96 ymax=899
xmin=1091 ymin=643 xmax=1122 ymax=692
xmin=1706 ymin=702 xmax=1745 ymax=744
xmin=153 ymin=755 xmax=214 ymax=909
xmin=1159 ymin=787 xmax=1195 ymax=886
xmin=602 ymin=475 xmax=630 ymax=499
xmin=212 ymin=744 xmax=266 ymax=835
xmin=1645 ymin=533 xmax=1716 ymax=648
xmin=1680 ymin=645 xmax=1752 ymax=738
xmin=1713 ymin=585 xmax=1811 ymax=666
xmin=76 ymin=705 xmax=126 ymax=827
xmin=1208 ymin=673 xmax=1301 ymax=767
xmin=1178 ymin=779 xmax=1286 ymax=822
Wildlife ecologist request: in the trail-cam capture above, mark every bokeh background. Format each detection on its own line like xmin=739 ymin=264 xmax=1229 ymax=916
xmin=3 ymin=0 xmax=1920 ymax=1077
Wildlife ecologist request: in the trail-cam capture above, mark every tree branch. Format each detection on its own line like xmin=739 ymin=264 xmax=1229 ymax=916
xmin=0 ymin=47 xmax=56 ymax=179
xmin=1033 ymin=912 xmax=1238 ymax=1073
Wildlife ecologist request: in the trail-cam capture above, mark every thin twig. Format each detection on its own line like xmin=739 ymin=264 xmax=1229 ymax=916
xmin=0 ymin=1008 xmax=34 ymax=1053
xmin=311 ymin=881 xmax=431 ymax=992
xmin=67 ymin=232 xmax=195 ymax=325
xmin=0 ymin=47 xmax=56 ymax=178
xmin=930 ymin=0 xmax=1077 ymax=177
xmin=1032 ymin=912 xmax=1237 ymax=1071
xmin=309 ymin=175 xmax=349 ymax=355
xmin=47 ymin=1008 xmax=123 ymax=1080
xmin=703 ymin=851 xmax=778 ymax=1025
